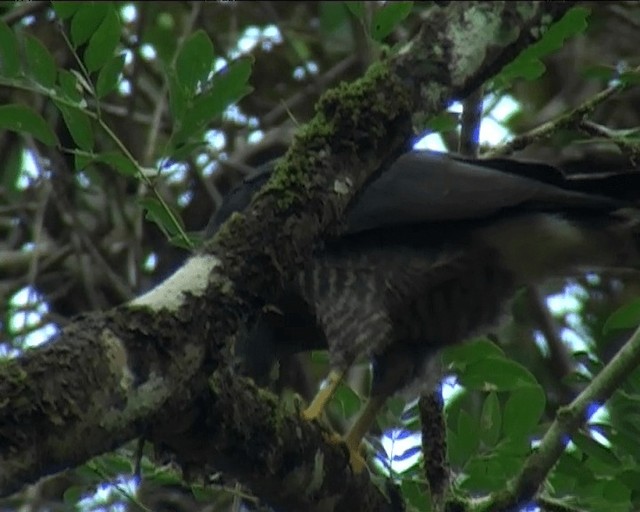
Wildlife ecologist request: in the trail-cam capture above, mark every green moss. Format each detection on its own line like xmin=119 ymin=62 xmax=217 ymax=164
xmin=7 ymin=362 xmax=28 ymax=383
xmin=207 ymin=212 xmax=244 ymax=250
xmin=218 ymin=58 xmax=410 ymax=221
xmin=259 ymin=115 xmax=335 ymax=211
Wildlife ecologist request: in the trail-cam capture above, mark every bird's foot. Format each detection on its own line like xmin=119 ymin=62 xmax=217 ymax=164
xmin=301 ymin=369 xmax=344 ymax=421
xmin=324 ymin=432 xmax=367 ymax=473
xmin=347 ymin=441 xmax=367 ymax=473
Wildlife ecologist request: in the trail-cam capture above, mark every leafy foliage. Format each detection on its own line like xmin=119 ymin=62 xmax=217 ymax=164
xmin=1 ymin=2 xmax=640 ymax=511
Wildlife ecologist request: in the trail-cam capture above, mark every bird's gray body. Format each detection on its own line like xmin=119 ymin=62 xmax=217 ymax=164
xmin=210 ymin=151 xmax=640 ymax=397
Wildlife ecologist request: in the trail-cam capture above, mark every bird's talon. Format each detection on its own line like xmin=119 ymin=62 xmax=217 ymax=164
xmin=321 ymin=432 xmax=367 ymax=472
xmin=348 ymin=446 xmax=367 ymax=473
xmin=301 ymin=369 xmax=345 ymax=421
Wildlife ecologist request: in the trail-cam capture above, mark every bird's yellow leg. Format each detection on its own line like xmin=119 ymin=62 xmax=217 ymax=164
xmin=302 ymin=371 xmax=386 ymax=473
xmin=343 ymin=395 xmax=386 ymax=473
xmin=301 ymin=369 xmax=345 ymax=421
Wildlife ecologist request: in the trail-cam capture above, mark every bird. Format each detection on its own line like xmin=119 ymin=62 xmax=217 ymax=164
xmin=206 ymin=150 xmax=640 ymax=471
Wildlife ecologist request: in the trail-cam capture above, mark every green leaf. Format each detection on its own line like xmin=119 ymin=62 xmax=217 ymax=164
xmin=443 ymin=338 xmax=505 ymax=370
xmin=168 ymin=232 xmax=198 ymax=251
xmin=97 ymin=453 xmax=133 ymax=475
xmin=618 ymin=469 xmax=640 ymax=493
xmin=604 ymin=299 xmax=640 ymax=334
xmin=493 ymin=6 xmax=590 ymax=88
xmin=425 ymin=112 xmax=459 ymax=134
xmin=333 ymin=383 xmax=362 ymax=419
xmin=143 ymin=463 xmax=183 ymax=485
xmin=75 ymin=463 xmax=105 ymax=482
xmin=70 ymin=2 xmax=108 ymax=48
xmin=400 ymin=479 xmax=431 ymax=512
xmin=24 ymin=34 xmax=57 ymax=88
xmin=77 ymin=151 xmax=138 ymax=178
xmin=311 ymin=350 xmax=329 ymax=363
xmin=582 ymin=64 xmax=617 ymax=82
xmin=455 ymin=410 xmax=480 ymax=466
xmin=139 ymin=197 xmax=183 ymax=238
xmin=0 ymin=145 xmax=22 ymax=197
xmin=168 ymin=72 xmax=188 ymax=122
xmin=535 ymin=7 xmax=590 ymax=55
xmin=75 ymin=152 xmax=92 ymax=172
xmin=553 ymin=451 xmax=594 ymax=489
xmin=96 ymin=54 xmax=125 ymax=98
xmin=602 ymin=479 xmax=631 ymax=504
xmin=84 ymin=5 xmax=121 ymax=73
xmin=447 ymin=429 xmax=463 ymax=467
xmin=98 ymin=152 xmax=138 ymax=178
xmin=290 ymin=37 xmax=311 ymax=62
xmin=619 ymin=70 xmax=640 ymax=87
xmin=0 ymin=21 xmax=20 ymax=77
xmin=386 ymin=396 xmax=406 ymax=422
xmin=344 ymin=2 xmax=365 ymax=21
xmin=172 ymin=57 xmax=253 ymax=146
xmin=503 ymin=386 xmax=545 ymax=439
xmin=499 ymin=55 xmax=546 ymax=84
xmin=371 ymin=1 xmax=413 ymax=42
xmin=54 ymin=102 xmax=94 ymax=151
xmin=461 ymin=455 xmax=506 ymax=492
xmin=0 ymin=104 xmax=58 ymax=146
xmin=495 ymin=435 xmax=530 ymax=458
xmin=53 ymin=1 xmax=82 ymax=19
xmin=57 ymin=69 xmax=84 ymax=103
xmin=320 ymin=2 xmax=350 ymax=34
xmin=175 ymin=30 xmax=214 ymax=95
xmin=190 ymin=485 xmax=219 ymax=502
xmin=480 ymin=392 xmax=501 ymax=447
xmin=572 ymin=431 xmax=621 ymax=468
xmin=63 ymin=485 xmax=84 ymax=505
xmin=171 ymin=141 xmax=211 ymax=162
xmin=144 ymin=14 xmax=177 ymax=66
xmin=459 ymin=356 xmax=538 ymax=391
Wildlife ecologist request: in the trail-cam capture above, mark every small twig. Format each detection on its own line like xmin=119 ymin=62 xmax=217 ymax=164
xmin=577 ymin=119 xmax=640 ymax=161
xmin=526 ymin=286 xmax=576 ymax=405
xmin=0 ymin=248 xmax=54 ymax=273
xmin=459 ymin=87 xmax=484 ymax=157
xmin=23 ymin=140 xmax=52 ymax=295
xmin=261 ymin=56 xmax=359 ymax=128
xmin=45 ymin=178 xmax=135 ymax=304
xmin=475 ymin=323 xmax=640 ymax=511
xmin=83 ymin=100 xmax=167 ymax=127
xmin=134 ymin=438 xmax=144 ymax=480
xmin=484 ymin=68 xmax=639 ymax=158
xmin=1 ymin=1 xmax=47 ymax=25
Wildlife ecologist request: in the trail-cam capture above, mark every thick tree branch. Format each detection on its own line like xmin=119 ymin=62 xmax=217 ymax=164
xmin=0 ymin=3 xmax=574 ymax=509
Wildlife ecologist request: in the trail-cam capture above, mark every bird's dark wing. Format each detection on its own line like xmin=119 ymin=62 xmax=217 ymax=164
xmin=207 ymin=150 xmax=640 ymax=237
xmin=345 ymin=151 xmax=637 ymax=233
xmin=205 ymin=165 xmax=273 ymax=236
